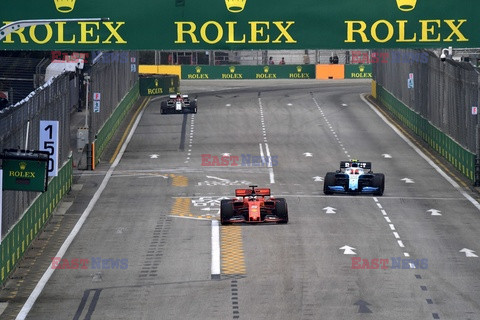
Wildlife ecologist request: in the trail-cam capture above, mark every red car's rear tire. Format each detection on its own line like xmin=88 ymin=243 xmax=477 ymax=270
xmin=220 ymin=199 xmax=234 ymax=225
xmin=275 ymin=198 xmax=288 ymax=224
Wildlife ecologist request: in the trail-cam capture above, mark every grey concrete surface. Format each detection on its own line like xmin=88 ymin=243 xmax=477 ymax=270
xmin=4 ymin=80 xmax=480 ymax=320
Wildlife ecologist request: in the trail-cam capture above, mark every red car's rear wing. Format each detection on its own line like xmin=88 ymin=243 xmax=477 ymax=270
xmin=235 ymin=188 xmax=271 ymax=197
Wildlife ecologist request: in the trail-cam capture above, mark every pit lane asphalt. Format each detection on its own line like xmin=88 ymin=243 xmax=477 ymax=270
xmin=6 ymin=80 xmax=480 ymax=320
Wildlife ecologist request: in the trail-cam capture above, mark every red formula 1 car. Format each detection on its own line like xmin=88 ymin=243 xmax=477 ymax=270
xmin=220 ymin=185 xmax=288 ymax=225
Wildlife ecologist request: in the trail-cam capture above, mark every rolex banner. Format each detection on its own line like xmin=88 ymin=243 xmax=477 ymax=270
xmin=181 ymin=65 xmax=315 ymax=80
xmin=139 ymin=75 xmax=179 ymax=96
xmin=0 ymin=0 xmax=478 ymax=50
xmin=1 ymin=150 xmax=49 ymax=192
xmin=344 ymin=64 xmax=372 ymax=79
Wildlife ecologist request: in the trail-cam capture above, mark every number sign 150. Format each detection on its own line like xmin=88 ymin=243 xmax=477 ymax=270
xmin=39 ymin=120 xmax=59 ymax=177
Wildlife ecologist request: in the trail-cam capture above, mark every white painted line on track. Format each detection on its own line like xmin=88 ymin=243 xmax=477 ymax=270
xmin=259 ymin=143 xmax=275 ymax=184
xmin=384 ymin=217 xmax=391 ymax=223
xmin=362 ymin=94 xmax=480 ymax=212
xmin=258 ymin=97 xmax=275 ymax=184
xmin=397 ymin=240 xmax=405 ymax=248
xmin=312 ymin=96 xmax=352 ymax=160
xmin=211 ymin=220 xmax=221 ymax=279
xmin=265 ymin=143 xmax=275 ymax=184
xmin=259 ymin=143 xmax=266 ymax=165
xmin=404 ymin=252 xmax=410 ymax=257
xmin=389 ymin=224 xmax=396 ymax=230
xmin=393 ymin=232 xmax=400 ymax=239
xmin=169 ymin=215 xmax=211 ymax=221
xmin=15 ymin=99 xmax=148 ymax=320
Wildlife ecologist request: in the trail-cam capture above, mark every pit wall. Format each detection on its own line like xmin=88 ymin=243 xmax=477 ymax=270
xmin=139 ymin=64 xmax=372 ymax=80
xmin=92 ymin=81 xmax=139 ymax=168
xmin=373 ymin=80 xmax=475 ymax=181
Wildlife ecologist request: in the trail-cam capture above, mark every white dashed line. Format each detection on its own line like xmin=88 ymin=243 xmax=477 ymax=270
xmin=397 ymin=240 xmax=405 ymax=248
xmin=384 ymin=217 xmax=391 ymax=223
xmin=312 ymin=96 xmax=351 ymax=159
xmin=258 ymin=97 xmax=275 ymax=184
xmin=389 ymin=224 xmax=396 ymax=230
xmin=393 ymin=232 xmax=400 ymax=239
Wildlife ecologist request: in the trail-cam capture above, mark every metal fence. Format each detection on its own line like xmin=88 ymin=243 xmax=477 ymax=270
xmin=88 ymin=51 xmax=138 ymax=141
xmin=373 ymin=49 xmax=479 ymax=154
xmin=0 ymin=72 xmax=74 ymax=235
xmin=0 ymin=51 xmax=139 ymax=236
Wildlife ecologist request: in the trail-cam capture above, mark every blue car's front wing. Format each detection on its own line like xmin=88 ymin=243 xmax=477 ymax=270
xmin=326 ymin=186 xmax=380 ymax=194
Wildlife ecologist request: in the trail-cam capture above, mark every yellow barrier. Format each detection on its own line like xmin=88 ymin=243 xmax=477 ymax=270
xmin=139 ymin=65 xmax=181 ymax=78
xmin=315 ymin=64 xmax=345 ymax=79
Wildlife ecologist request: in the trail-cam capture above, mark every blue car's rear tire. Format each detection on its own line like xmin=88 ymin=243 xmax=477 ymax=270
xmin=372 ymin=173 xmax=385 ymax=196
xmin=323 ymin=172 xmax=336 ymax=195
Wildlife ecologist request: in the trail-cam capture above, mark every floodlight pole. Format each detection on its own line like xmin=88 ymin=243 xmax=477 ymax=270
xmin=0 ymin=18 xmax=109 ymax=41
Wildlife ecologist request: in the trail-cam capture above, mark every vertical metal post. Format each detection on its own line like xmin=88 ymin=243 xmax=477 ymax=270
xmin=84 ymin=74 xmax=90 ymax=127
xmin=475 ymin=74 xmax=480 ymax=187
xmin=0 ymin=169 xmax=3 ymax=243
xmin=25 ymin=120 xmax=30 ymax=150
xmin=476 ymin=123 xmax=480 ymax=186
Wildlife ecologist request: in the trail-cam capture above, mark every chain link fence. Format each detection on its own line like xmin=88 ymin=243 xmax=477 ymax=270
xmin=373 ymin=49 xmax=479 ymax=153
xmin=0 ymin=51 xmax=139 ymax=236
xmin=0 ymin=72 xmax=74 ymax=235
xmin=88 ymin=51 xmax=138 ymax=139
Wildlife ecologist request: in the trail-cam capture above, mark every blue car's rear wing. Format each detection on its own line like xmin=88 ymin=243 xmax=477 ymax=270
xmin=340 ymin=161 xmax=371 ymax=170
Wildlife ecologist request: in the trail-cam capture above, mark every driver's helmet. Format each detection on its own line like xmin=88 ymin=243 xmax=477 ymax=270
xmin=346 ymin=168 xmax=360 ymax=175
xmin=248 ymin=195 xmax=257 ymax=201
xmin=176 ymin=93 xmax=182 ymax=99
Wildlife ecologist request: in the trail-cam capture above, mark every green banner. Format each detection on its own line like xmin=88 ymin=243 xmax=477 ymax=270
xmin=1 ymin=151 xmax=49 ymax=192
xmin=181 ymin=65 xmax=315 ymax=79
xmin=139 ymin=75 xmax=179 ymax=96
xmin=1 ymin=0 xmax=479 ymax=50
xmin=344 ymin=64 xmax=372 ymax=79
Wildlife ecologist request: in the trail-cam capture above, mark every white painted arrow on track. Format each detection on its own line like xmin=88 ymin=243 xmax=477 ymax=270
xmin=339 ymin=245 xmax=356 ymax=255
xmin=313 ymin=176 xmax=323 ymax=182
xmin=303 ymin=152 xmax=313 ymax=157
xmin=150 ymin=154 xmax=159 ymax=159
xmin=323 ymin=207 xmax=337 ymax=214
xmin=401 ymin=178 xmax=415 ymax=184
xmin=427 ymin=209 xmax=442 ymax=216
xmin=460 ymin=248 xmax=479 ymax=257
xmin=382 ymin=154 xmax=392 ymax=158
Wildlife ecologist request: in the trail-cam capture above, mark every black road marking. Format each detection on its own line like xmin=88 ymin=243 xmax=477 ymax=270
xmin=179 ymin=113 xmax=187 ymax=151
xmin=73 ymin=289 xmax=102 ymax=320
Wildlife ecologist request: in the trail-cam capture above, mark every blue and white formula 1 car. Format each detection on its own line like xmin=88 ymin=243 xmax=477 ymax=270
xmin=323 ymin=160 xmax=385 ymax=196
